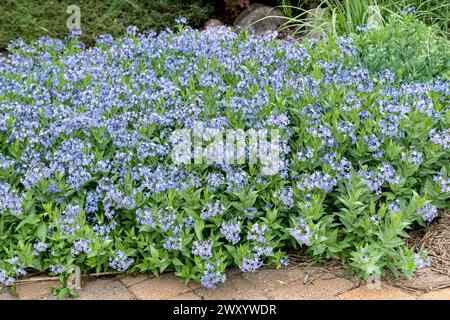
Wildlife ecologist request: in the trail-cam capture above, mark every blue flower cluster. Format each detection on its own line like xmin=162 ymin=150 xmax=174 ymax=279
xmin=220 ymin=220 xmax=241 ymax=244
xmin=201 ymin=262 xmax=226 ymax=289
xmin=417 ymin=204 xmax=439 ymax=223
xmin=71 ymin=239 xmax=91 ymax=256
xmin=192 ymin=240 xmax=213 ymax=260
xmin=109 ymin=250 xmax=135 ymax=272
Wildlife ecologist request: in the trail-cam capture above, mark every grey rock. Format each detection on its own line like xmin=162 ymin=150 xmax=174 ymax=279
xmin=234 ymin=3 xmax=284 ymax=35
xmin=204 ymin=19 xmax=225 ymax=30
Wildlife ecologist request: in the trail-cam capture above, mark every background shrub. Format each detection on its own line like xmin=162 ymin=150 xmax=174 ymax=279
xmin=351 ymin=15 xmax=450 ymax=82
xmin=0 ymin=0 xmax=213 ymax=50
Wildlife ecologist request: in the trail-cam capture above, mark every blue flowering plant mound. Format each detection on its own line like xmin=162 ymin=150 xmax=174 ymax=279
xmin=0 ymin=18 xmax=449 ymax=291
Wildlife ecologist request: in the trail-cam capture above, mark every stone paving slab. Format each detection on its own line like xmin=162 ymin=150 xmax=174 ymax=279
xmin=15 ymin=280 xmax=60 ymax=300
xmin=128 ymin=273 xmax=192 ymax=300
xmin=339 ymin=284 xmax=416 ymax=300
xmin=194 ymin=273 xmax=268 ymax=300
xmin=166 ymin=292 xmax=203 ymax=300
xmin=2 ymin=265 xmax=450 ymax=300
xmin=74 ymin=278 xmax=135 ymax=300
xmin=0 ymin=293 xmax=15 ymax=300
xmin=118 ymin=274 xmax=150 ymax=288
xmin=418 ymin=288 xmax=450 ymax=300
xmin=0 ymin=286 xmax=14 ymax=300
xmin=268 ymin=276 xmax=355 ymax=300
xmin=240 ymin=267 xmax=307 ymax=294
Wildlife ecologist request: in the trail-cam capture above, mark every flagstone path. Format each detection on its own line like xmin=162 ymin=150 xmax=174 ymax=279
xmin=1 ymin=264 xmax=449 ymax=300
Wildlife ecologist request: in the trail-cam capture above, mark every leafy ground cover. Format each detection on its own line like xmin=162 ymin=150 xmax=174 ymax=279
xmin=0 ymin=16 xmax=449 ymax=292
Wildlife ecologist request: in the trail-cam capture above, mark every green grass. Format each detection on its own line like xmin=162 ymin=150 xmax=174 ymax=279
xmin=277 ymin=0 xmax=386 ymax=37
xmin=277 ymin=0 xmax=450 ymax=38
xmin=0 ymin=0 xmax=213 ymax=50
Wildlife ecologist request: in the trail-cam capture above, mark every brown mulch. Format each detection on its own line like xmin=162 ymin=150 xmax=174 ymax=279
xmin=416 ymin=212 xmax=450 ymax=277
xmin=390 ymin=212 xmax=450 ymax=293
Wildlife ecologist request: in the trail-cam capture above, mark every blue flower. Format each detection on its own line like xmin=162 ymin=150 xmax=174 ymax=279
xmin=49 ymin=264 xmax=66 ymax=275
xmin=401 ymin=5 xmax=416 ymax=15
xmin=0 ymin=270 xmax=14 ymax=286
xmin=243 ymin=207 xmax=257 ymax=220
xmin=163 ymin=236 xmax=183 ymax=251
xmin=206 ymin=173 xmax=225 ymax=192
xmin=239 ymin=256 xmax=263 ymax=272
xmin=274 ymin=187 xmax=294 ymax=209
xmin=126 ymin=25 xmax=138 ymax=36
xmin=433 ymin=174 xmax=450 ymax=193
xmin=71 ymin=239 xmax=91 ymax=256
xmin=69 ymin=28 xmax=82 ymax=39
xmin=58 ymin=204 xmax=82 ymax=235
xmin=175 ymin=16 xmax=188 ymax=25
xmin=201 ymin=263 xmax=226 ymax=289
xmin=200 ymin=200 xmax=224 ymax=220
xmin=192 ymin=240 xmax=213 ymax=260
xmin=136 ymin=207 xmax=156 ymax=228
xmin=414 ymin=252 xmax=431 ymax=269
xmin=401 ymin=146 xmax=423 ymax=165
xmin=279 ymin=256 xmax=289 ymax=267
xmin=290 ymin=217 xmax=313 ymax=246
xmin=0 ymin=183 xmax=22 ymax=216
xmin=220 ymin=220 xmax=241 ymax=244
xmin=247 ymin=223 xmax=267 ymax=244
xmin=429 ymin=129 xmax=450 ymax=149
xmin=417 ymin=204 xmax=439 ymax=223
xmin=389 ymin=199 xmax=401 ymax=213
xmin=33 ymin=241 xmax=49 ymax=254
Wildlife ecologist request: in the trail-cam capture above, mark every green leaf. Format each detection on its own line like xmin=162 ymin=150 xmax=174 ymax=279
xmin=194 ymin=219 xmax=205 ymax=241
xmin=15 ymin=215 xmax=41 ymax=232
xmin=37 ymin=222 xmax=47 ymax=242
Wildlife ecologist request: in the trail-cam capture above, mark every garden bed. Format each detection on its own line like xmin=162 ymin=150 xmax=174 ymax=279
xmin=0 ymin=12 xmax=449 ymax=297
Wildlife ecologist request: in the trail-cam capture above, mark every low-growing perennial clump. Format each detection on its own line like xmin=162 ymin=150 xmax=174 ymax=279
xmin=0 ymin=19 xmax=449 ymax=290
